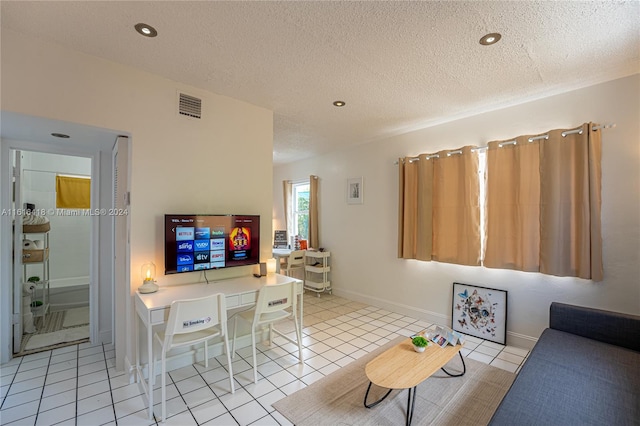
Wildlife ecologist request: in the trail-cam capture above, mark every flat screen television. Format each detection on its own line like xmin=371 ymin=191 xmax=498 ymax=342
xmin=164 ymin=214 xmax=260 ymax=275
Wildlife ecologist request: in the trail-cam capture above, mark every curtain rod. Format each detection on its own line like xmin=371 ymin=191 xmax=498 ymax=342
xmin=57 ymin=173 xmax=91 ymax=179
xmin=22 ymin=169 xmax=91 ymax=178
xmin=395 ymin=123 xmax=616 ymax=164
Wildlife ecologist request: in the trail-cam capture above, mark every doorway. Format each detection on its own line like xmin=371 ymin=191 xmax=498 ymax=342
xmin=1 ymin=112 xmax=127 ymax=366
xmin=14 ymin=150 xmax=92 ymax=355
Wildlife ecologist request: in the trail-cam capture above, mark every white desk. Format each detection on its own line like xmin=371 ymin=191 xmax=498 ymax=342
xmin=134 ymin=273 xmax=303 ymax=419
xmin=272 ymin=248 xmax=292 ymax=273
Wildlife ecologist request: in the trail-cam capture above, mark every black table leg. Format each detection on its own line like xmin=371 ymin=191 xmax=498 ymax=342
xmin=363 ymin=381 xmax=393 ymax=408
xmin=365 ymin=352 xmax=464 ymax=426
xmin=406 ymin=386 xmax=417 ymax=426
xmin=441 ymin=352 xmax=466 ymax=377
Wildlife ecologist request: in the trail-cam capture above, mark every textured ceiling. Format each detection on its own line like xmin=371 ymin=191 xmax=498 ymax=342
xmin=1 ymin=1 xmax=638 ymax=164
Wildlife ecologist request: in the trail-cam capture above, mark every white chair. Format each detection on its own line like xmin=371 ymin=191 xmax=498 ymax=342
xmin=231 ymin=281 xmax=303 ymax=383
xmin=153 ymin=293 xmax=234 ymax=422
xmin=282 ymin=249 xmax=305 ymax=279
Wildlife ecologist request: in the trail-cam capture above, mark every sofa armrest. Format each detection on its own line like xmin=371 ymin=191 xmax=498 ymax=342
xmin=549 ymin=302 xmax=640 ymax=352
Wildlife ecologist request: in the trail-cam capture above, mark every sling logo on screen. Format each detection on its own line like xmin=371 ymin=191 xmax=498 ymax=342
xmin=177 ymin=241 xmax=194 ymax=252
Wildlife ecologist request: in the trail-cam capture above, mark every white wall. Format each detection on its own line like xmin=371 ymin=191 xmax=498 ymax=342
xmin=274 ymin=74 xmax=640 ymax=349
xmin=1 ymin=29 xmax=274 ymax=367
xmin=21 ymin=151 xmax=91 ymax=286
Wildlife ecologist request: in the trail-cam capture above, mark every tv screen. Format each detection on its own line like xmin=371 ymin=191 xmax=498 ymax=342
xmin=164 ymin=214 xmax=260 ymax=275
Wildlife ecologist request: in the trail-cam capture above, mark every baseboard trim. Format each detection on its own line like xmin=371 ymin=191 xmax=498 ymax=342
xmin=505 ymin=331 xmax=538 ymax=350
xmin=124 ymin=355 xmax=136 ymax=384
xmin=333 ymin=288 xmax=538 ymax=350
xmin=332 ymin=288 xmax=449 ymax=326
xmin=136 ymin=332 xmax=264 ymax=381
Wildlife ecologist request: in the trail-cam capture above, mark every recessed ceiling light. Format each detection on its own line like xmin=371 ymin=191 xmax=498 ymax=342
xmin=51 ymin=133 xmax=70 ymax=138
xmin=135 ymin=23 xmax=158 ymax=38
xmin=479 ymin=33 xmax=501 ymax=46
xmin=333 ymin=101 xmax=346 ymax=107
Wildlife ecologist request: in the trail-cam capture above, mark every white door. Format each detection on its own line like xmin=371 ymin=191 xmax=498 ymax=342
xmin=12 ymin=150 xmax=23 ymax=352
xmin=112 ymin=136 xmax=130 ymax=370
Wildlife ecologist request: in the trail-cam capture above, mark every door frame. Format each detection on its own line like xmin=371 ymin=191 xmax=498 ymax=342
xmin=1 ymin=141 xmax=100 ymax=361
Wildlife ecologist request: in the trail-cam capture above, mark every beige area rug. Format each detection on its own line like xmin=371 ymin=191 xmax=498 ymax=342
xmin=63 ymin=306 xmax=90 ymax=327
xmin=24 ymin=325 xmax=90 ymax=351
xmin=273 ymin=337 xmax=515 ymax=426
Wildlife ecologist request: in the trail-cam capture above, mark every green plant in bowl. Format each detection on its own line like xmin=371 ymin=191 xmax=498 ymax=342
xmin=412 ymin=336 xmax=429 ymax=352
xmin=27 ymin=276 xmax=41 ymax=283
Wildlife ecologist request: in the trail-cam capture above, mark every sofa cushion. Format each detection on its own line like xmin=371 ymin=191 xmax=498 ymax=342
xmin=490 ymin=328 xmax=640 ymax=425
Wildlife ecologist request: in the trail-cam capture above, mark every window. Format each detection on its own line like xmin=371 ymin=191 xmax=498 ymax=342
xmin=398 ymin=122 xmax=603 ymax=280
xmin=293 ymin=181 xmax=309 ymax=239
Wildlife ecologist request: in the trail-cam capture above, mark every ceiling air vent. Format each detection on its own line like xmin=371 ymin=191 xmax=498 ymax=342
xmin=178 ymin=93 xmax=202 ymax=119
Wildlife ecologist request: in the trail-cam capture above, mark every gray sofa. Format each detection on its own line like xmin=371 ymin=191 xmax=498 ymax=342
xmin=489 ymin=302 xmax=640 ymax=425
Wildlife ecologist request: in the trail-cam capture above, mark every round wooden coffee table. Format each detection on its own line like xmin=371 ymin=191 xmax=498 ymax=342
xmin=364 ymin=337 xmax=465 ymax=426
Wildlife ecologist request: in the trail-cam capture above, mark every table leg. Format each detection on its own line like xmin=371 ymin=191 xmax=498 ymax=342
xmin=299 ymin=288 xmax=304 ymax=333
xmin=364 ymin=382 xmax=417 ymax=426
xmin=363 ymin=381 xmax=393 ymax=408
xmin=134 ymin=311 xmax=140 ymax=384
xmin=406 ymin=386 xmax=417 ymax=426
xmin=441 ymin=352 xmax=466 ymax=377
xmin=147 ymin=321 xmax=154 ymax=419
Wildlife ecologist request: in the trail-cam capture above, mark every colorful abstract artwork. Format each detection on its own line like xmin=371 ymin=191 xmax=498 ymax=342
xmin=452 ymin=282 xmax=507 ymax=345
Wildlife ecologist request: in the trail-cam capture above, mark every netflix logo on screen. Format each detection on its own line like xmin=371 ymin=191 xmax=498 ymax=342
xmin=176 ymin=227 xmax=195 ymax=241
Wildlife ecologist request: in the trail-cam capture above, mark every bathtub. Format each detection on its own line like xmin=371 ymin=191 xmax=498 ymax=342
xmin=49 ymin=276 xmax=89 ymax=312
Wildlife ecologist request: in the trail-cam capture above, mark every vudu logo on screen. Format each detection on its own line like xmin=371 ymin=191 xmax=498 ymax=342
xmin=177 ymin=241 xmax=194 ymax=252
xmin=194 ymin=240 xmax=210 ymax=251
xmin=177 ymin=264 xmax=194 ymax=272
xmin=195 ymin=228 xmax=211 ymax=239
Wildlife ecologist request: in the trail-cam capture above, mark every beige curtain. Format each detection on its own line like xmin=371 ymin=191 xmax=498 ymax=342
xmin=308 ymin=175 xmax=319 ymax=249
xmin=398 ymin=147 xmax=481 ymax=265
xmin=432 ymin=147 xmax=481 ymax=265
xmin=484 ymin=136 xmax=540 ymax=271
xmin=539 ymin=123 xmax=603 ymax=280
xmin=398 ymin=154 xmax=433 ymax=260
xmin=282 ymin=180 xmax=292 ymax=243
xmin=485 ymin=122 xmax=603 ymax=281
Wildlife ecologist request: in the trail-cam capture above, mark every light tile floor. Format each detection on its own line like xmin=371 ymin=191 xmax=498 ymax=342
xmin=1 ymin=293 xmax=529 ymax=425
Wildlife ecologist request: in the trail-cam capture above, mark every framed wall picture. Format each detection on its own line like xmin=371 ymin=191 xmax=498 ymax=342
xmin=452 ymin=282 xmax=507 ymax=345
xmin=347 ymin=177 xmax=363 ymax=204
